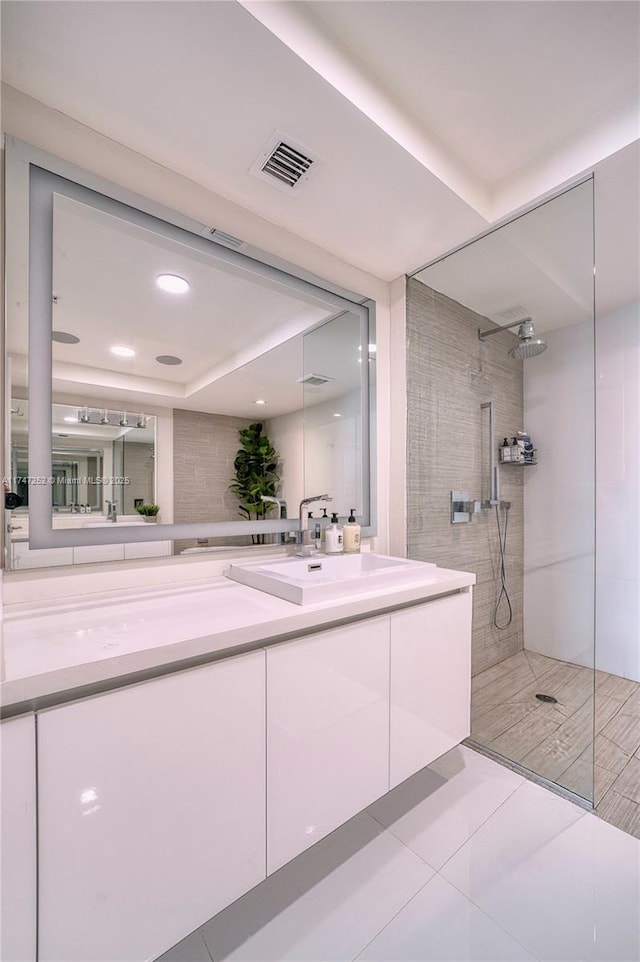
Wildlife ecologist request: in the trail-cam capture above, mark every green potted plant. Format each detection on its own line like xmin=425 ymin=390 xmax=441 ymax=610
xmin=135 ymin=503 xmax=160 ymax=522
xmin=230 ymin=422 xmax=281 ymax=544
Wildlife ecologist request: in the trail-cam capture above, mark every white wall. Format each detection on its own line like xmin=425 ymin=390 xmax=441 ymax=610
xmin=595 ymin=301 xmax=640 ymax=680
xmin=524 ymin=305 xmax=640 ymax=682
xmin=267 ymin=390 xmax=362 ymax=521
xmin=265 ymin=410 xmax=304 ymax=515
xmin=304 ymin=390 xmax=362 ymax=518
xmin=523 ymin=321 xmax=596 ymax=669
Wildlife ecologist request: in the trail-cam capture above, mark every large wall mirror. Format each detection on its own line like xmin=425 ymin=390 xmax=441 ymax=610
xmin=4 ymin=138 xmax=375 ymax=567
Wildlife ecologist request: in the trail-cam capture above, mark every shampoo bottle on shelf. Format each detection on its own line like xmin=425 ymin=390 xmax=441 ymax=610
xmin=325 ymin=512 xmax=344 ymax=555
xmin=500 ymin=438 xmax=511 ymax=463
xmin=343 ymin=508 xmax=361 ymax=554
xmin=518 ymin=431 xmax=534 ymax=462
xmin=510 ymin=437 xmax=523 ymax=463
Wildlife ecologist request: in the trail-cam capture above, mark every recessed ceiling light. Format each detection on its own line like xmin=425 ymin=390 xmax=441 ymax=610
xmin=156 ymin=274 xmax=190 ymax=294
xmin=333 ymin=413 xmax=342 ymax=418
xmin=63 ymin=416 xmax=78 ymax=423
xmin=156 ymin=355 xmax=183 ymax=366
xmin=254 ymin=399 xmax=267 ymax=405
xmin=111 ymin=345 xmax=136 ymax=358
xmin=52 ymin=331 xmax=80 ymax=344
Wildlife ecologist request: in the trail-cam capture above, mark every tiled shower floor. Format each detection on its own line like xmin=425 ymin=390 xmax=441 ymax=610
xmin=471 ymin=649 xmax=640 ymax=838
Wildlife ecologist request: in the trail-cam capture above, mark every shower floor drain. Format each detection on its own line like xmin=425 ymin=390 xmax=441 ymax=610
xmin=535 ymin=693 xmax=558 ymax=704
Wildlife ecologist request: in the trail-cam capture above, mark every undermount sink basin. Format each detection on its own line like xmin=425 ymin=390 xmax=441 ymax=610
xmin=226 ymin=553 xmax=438 ymax=605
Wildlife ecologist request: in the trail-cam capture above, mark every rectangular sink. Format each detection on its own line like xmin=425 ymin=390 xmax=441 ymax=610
xmin=227 ymin=553 xmax=438 ymax=605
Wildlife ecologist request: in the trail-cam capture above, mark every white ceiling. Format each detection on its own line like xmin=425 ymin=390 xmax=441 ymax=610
xmin=1 ymin=0 xmax=638 ymax=392
xmin=3 ymin=0 xmax=637 ymax=287
xmin=414 ymin=179 xmax=595 ymax=334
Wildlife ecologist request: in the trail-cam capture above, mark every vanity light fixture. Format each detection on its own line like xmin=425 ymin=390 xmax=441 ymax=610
xmin=156 ymin=273 xmax=190 ymax=294
xmin=111 ymin=345 xmax=135 ymax=358
xmin=75 ymin=407 xmax=148 ymax=429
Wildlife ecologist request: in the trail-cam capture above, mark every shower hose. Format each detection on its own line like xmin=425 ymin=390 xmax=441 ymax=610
xmin=494 ymin=503 xmax=513 ymax=630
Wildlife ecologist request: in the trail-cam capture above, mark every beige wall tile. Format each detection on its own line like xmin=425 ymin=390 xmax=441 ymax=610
xmin=406 ymin=278 xmax=524 ymax=676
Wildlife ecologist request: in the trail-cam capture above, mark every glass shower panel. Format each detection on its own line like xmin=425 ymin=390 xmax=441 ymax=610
xmin=409 ymin=180 xmax=595 ymax=804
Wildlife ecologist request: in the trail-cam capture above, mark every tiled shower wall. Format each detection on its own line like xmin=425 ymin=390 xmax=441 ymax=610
xmin=406 ymin=278 xmax=524 ymax=675
xmin=173 ymin=408 xmax=252 ymax=552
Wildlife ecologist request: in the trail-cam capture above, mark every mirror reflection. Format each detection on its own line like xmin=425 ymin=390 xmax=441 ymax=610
xmin=6 ymin=159 xmax=372 ymax=567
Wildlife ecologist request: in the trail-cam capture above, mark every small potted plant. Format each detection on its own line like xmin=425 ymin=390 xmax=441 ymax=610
xmin=135 ymin=503 xmax=160 ymax=522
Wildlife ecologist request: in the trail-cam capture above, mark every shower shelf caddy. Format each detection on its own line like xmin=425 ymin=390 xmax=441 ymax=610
xmin=500 ymin=451 xmax=538 ymax=466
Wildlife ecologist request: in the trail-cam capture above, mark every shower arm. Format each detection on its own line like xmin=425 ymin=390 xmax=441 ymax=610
xmin=478 ymin=317 xmax=532 ymax=341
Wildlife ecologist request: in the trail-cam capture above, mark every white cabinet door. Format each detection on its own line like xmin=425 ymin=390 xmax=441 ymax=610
xmin=38 ymin=651 xmax=266 ymax=962
xmin=124 ymin=540 xmax=172 ymax=559
xmin=73 ymin=544 xmax=125 ymax=564
xmin=0 ymin=715 xmax=37 ymax=962
xmin=390 ymin=590 xmax=472 ymax=789
xmin=267 ymin=616 xmax=390 ymax=874
xmin=11 ymin=542 xmax=74 ymax=568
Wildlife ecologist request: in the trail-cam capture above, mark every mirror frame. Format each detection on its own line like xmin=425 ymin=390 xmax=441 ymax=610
xmin=5 ymin=137 xmax=376 ymax=550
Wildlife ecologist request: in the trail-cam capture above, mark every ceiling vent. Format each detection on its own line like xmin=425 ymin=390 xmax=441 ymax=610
xmin=201 ymin=227 xmax=245 ymax=250
xmin=298 ymin=373 xmax=335 ymax=387
xmin=250 ymin=131 xmax=318 ymax=193
xmin=493 ymin=305 xmax=529 ymax=323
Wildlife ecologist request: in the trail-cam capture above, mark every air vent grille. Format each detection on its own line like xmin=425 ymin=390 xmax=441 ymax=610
xmin=298 ymin=373 xmax=335 ymax=387
xmin=493 ymin=305 xmax=529 ymax=323
xmin=250 ymin=131 xmax=319 ymax=192
xmin=201 ymin=227 xmax=244 ymax=250
xmin=262 ymin=142 xmax=314 ymax=188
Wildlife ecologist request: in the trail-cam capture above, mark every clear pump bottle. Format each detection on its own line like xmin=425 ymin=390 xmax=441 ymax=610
xmin=325 ymin=512 xmax=344 ymax=554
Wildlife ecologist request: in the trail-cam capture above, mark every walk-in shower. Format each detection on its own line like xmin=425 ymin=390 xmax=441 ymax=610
xmin=405 ymin=178 xmax=609 ymax=822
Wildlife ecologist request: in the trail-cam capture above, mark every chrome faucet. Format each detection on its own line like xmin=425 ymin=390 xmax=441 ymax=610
xmin=297 ymin=495 xmax=332 ymax=557
xmin=105 ymin=500 xmax=117 ymax=522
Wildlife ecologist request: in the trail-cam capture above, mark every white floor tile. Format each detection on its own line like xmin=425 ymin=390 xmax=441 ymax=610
xmin=367 ymin=745 xmax=524 ymax=870
xmin=200 ymin=812 xmax=434 ymax=961
xmin=356 ymin=873 xmax=536 ymax=961
xmin=155 ymin=930 xmax=213 ymax=962
xmin=442 ymin=781 xmax=640 ymax=960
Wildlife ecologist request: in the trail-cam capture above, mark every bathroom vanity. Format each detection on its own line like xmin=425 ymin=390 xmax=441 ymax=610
xmin=0 ymin=560 xmax=474 ymax=961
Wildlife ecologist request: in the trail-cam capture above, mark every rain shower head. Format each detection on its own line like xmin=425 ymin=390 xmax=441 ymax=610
xmin=478 ymin=316 xmax=547 ymax=360
xmin=507 ymin=319 xmax=547 ymax=359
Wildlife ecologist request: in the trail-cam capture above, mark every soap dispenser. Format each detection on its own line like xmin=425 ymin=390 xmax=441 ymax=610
xmin=343 ymin=508 xmax=361 ymax=554
xmin=325 ymin=512 xmax=344 ymax=555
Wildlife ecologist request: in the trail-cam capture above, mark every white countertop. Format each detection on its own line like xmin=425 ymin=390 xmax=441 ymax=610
xmin=0 ymin=566 xmax=475 ymax=714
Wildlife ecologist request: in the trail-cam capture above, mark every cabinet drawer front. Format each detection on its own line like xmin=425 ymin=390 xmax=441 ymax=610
xmin=38 ymin=651 xmax=266 ymax=962
xmin=0 ymin=714 xmax=37 ymax=962
xmin=390 ymin=591 xmax=472 ymax=788
xmin=267 ymin=616 xmax=390 ymax=874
